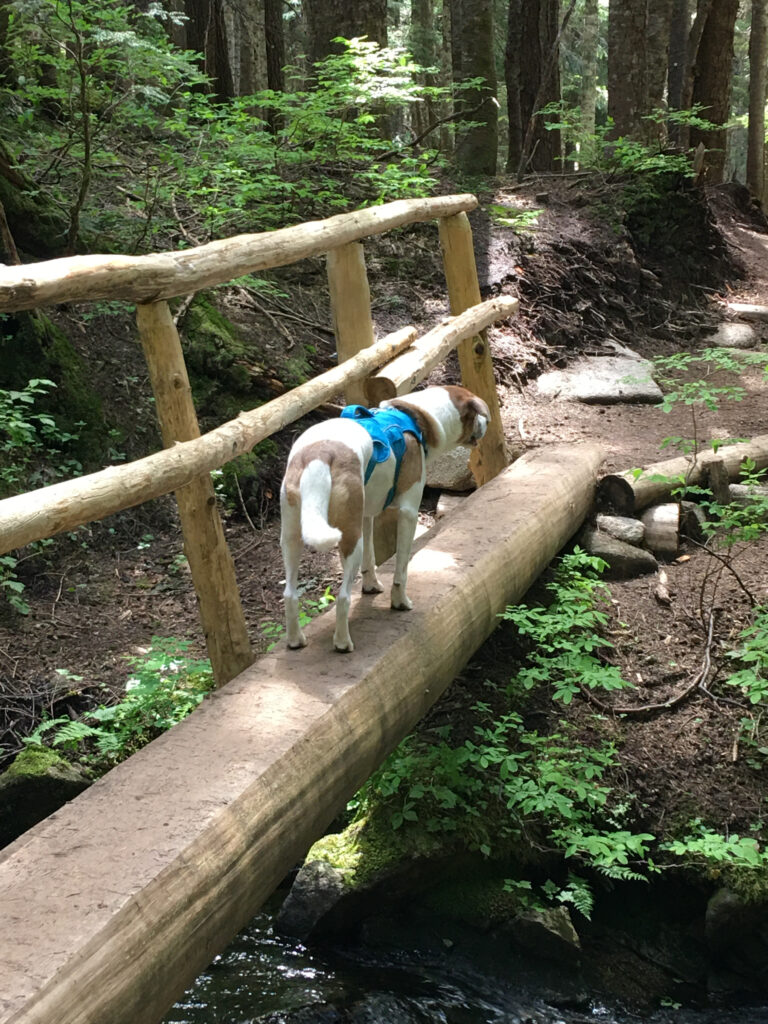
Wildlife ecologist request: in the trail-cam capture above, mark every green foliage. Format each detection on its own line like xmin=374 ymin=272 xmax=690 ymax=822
xmin=499 ymin=548 xmax=632 ymax=704
xmin=725 ymin=607 xmax=768 ymax=706
xmin=3 ymin=7 xmax=448 ymax=251
xmin=661 ymin=819 xmax=768 ymax=871
xmin=0 ymin=378 xmax=82 ymax=495
xmin=24 ymin=638 xmax=214 ymax=770
xmin=487 ymin=204 xmax=541 ymax=232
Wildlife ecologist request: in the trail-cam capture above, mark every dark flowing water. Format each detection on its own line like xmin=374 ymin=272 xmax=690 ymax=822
xmin=164 ymin=911 xmax=768 ymax=1024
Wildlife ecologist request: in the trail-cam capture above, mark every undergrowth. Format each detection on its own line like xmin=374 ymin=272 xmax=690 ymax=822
xmin=349 ymin=550 xmax=768 ymax=919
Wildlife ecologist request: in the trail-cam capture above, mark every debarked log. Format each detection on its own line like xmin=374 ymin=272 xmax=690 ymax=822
xmin=0 ymin=441 xmax=603 ymax=1024
xmin=0 ymin=326 xmax=418 ymax=555
xmin=0 ymin=195 xmax=478 ymax=311
xmin=597 ymin=435 xmax=768 ymax=513
xmin=365 ymin=295 xmax=519 ymax=405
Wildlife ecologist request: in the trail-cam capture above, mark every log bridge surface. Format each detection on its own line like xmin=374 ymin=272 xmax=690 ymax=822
xmin=0 ymin=443 xmax=603 ymax=1024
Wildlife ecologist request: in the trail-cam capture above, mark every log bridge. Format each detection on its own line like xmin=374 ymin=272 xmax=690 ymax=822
xmin=0 ymin=195 xmax=604 ymax=1023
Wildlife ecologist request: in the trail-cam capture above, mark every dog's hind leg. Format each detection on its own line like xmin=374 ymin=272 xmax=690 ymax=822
xmin=334 ymin=537 xmax=363 ymax=653
xmin=280 ymin=501 xmax=307 ymax=649
xmin=360 ymin=515 xmax=384 ymax=594
xmin=390 ymin=493 xmax=420 ymax=611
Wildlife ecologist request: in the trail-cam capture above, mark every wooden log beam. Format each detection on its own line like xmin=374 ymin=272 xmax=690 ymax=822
xmin=0 ymin=195 xmax=478 ymax=312
xmin=327 ymin=242 xmax=375 ymax=406
xmin=439 ymin=212 xmax=509 ymax=485
xmin=0 ymin=326 xmax=418 ymax=556
xmin=598 ymin=435 xmax=768 ymax=513
xmin=136 ymin=301 xmax=253 ymax=685
xmin=366 ymin=295 xmax=519 ymax=405
xmin=0 ymin=441 xmax=604 ymax=1024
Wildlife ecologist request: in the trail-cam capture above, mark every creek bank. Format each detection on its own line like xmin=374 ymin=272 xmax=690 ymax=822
xmin=276 ymin=845 xmax=768 ymax=1014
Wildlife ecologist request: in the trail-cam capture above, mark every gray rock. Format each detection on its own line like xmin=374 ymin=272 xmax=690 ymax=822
xmin=536 ymin=356 xmax=662 ymax=404
xmin=727 ymin=302 xmax=768 ymax=322
xmin=706 ymin=323 xmax=759 ymax=349
xmin=275 ymin=860 xmax=350 ymax=940
xmin=0 ymin=746 xmax=90 ymax=848
xmin=507 ymin=906 xmax=581 ymax=965
xmin=705 ymin=888 xmax=764 ymax=954
xmin=595 ymin=514 xmax=645 ymax=546
xmin=426 ymin=445 xmax=475 ymax=492
xmin=579 ymin=526 xmax=658 ymax=579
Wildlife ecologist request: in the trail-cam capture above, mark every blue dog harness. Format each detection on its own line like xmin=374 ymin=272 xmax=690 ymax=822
xmin=340 ymin=404 xmax=426 ymax=509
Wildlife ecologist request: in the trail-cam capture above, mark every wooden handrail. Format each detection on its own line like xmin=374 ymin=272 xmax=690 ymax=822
xmin=0 ymin=194 xmax=477 ymax=311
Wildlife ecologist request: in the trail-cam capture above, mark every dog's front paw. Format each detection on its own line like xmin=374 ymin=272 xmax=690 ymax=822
xmin=390 ymin=585 xmax=413 ymax=611
xmin=333 ymin=638 xmax=355 ymax=653
xmin=361 ymin=570 xmax=384 ymax=594
xmin=286 ymin=631 xmax=307 ymax=649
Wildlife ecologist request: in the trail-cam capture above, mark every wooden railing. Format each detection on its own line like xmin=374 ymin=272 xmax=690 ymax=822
xmin=0 ymin=194 xmax=517 ymax=685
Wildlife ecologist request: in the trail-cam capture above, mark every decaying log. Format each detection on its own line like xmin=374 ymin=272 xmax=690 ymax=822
xmin=0 ymin=195 xmax=478 ymax=311
xmin=703 ymin=457 xmax=731 ymax=505
xmin=365 ymin=295 xmax=519 ymax=405
xmin=0 ymin=441 xmax=603 ymax=1024
xmin=0 ymin=325 xmax=417 ymax=555
xmin=598 ymin=435 xmax=768 ymax=513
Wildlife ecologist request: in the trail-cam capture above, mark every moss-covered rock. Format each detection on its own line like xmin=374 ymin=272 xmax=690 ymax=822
xmin=0 ymin=746 xmax=90 ymax=848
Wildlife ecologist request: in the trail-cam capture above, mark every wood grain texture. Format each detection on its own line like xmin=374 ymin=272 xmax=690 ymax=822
xmin=0 ymin=442 xmax=603 ymax=1024
xmin=327 ymin=242 xmax=375 ymax=406
xmin=438 ymin=213 xmax=509 ymax=484
xmin=0 ymin=195 xmax=478 ymax=311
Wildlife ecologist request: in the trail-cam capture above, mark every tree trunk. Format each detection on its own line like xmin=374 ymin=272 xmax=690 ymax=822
xmin=507 ymin=0 xmax=561 ymax=173
xmin=452 ymin=0 xmax=497 ymax=174
xmin=747 ymin=0 xmax=768 ymax=202
xmin=265 ymin=0 xmax=285 ymax=91
xmin=409 ymin=0 xmax=437 ymax=139
xmin=304 ymin=0 xmax=387 ymax=66
xmin=184 ymin=0 xmax=236 ymax=97
xmin=578 ymin=0 xmax=599 ymax=164
xmin=667 ymin=0 xmax=690 ymax=113
xmin=231 ymin=0 xmax=268 ymax=95
xmin=607 ymin=0 xmax=674 ymax=143
xmin=689 ymin=0 xmax=738 ymax=184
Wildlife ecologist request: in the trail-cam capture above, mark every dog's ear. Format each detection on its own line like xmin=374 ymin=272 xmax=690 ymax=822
xmin=386 ymin=399 xmax=441 ymax=449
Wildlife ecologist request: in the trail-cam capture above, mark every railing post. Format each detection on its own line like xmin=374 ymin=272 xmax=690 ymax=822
xmin=438 ymin=212 xmax=509 ymax=484
xmin=326 ymin=241 xmax=375 ymax=406
xmin=136 ymin=300 xmax=253 ymax=686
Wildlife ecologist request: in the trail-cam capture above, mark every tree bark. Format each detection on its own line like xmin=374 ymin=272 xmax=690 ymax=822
xmin=409 ymin=0 xmax=437 ymax=139
xmin=747 ymin=0 xmax=768 ymax=202
xmin=507 ymin=0 xmax=562 ymax=173
xmin=689 ymin=0 xmax=738 ymax=184
xmin=184 ymin=0 xmax=236 ymax=97
xmin=265 ymin=0 xmax=285 ymax=91
xmin=452 ymin=0 xmax=498 ymax=174
xmin=304 ymin=0 xmax=387 ymax=66
xmin=607 ymin=0 xmax=674 ymax=143
xmin=578 ymin=0 xmax=599 ymax=164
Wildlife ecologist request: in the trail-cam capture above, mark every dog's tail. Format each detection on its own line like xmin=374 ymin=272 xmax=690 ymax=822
xmin=299 ymin=460 xmax=342 ymax=551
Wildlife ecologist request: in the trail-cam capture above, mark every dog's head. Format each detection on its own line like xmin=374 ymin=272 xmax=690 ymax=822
xmin=381 ymin=385 xmax=490 ymax=452
xmin=443 ymin=385 xmax=490 ymax=447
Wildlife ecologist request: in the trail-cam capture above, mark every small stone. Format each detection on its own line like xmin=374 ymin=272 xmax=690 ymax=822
xmin=507 ymin=906 xmax=581 ymax=965
xmin=579 ymin=526 xmax=658 ymax=579
xmin=536 ymin=355 xmax=662 ymax=404
xmin=595 ymin=514 xmax=645 ymax=546
xmin=706 ymin=323 xmax=758 ymax=349
xmin=275 ymin=860 xmax=349 ymax=940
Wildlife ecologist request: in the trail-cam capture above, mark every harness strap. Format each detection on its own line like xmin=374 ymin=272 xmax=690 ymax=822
xmin=340 ymin=404 xmax=427 ymax=509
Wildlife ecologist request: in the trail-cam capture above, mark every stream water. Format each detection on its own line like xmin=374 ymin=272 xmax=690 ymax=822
xmin=163 ymin=909 xmax=768 ymax=1024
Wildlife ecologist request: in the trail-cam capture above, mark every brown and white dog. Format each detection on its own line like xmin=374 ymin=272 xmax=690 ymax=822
xmin=279 ymin=385 xmax=490 ymax=652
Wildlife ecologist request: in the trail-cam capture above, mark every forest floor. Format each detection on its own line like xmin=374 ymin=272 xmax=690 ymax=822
xmin=3 ymin=174 xmax=768 ymax=880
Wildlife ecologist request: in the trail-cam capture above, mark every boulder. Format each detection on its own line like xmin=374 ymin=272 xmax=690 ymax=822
xmin=506 ymin=906 xmax=581 ymax=965
xmin=275 ymin=860 xmax=350 ymax=940
xmin=0 ymin=745 xmax=90 ymax=848
xmin=705 ymin=323 xmax=758 ymax=349
xmin=595 ymin=514 xmax=645 ymax=546
xmin=578 ymin=526 xmax=658 ymax=579
xmin=426 ymin=445 xmax=475 ymax=492
xmin=536 ymin=355 xmax=662 ymax=405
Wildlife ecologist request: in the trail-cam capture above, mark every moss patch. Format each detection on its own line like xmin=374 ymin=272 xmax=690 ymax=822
xmin=0 ymin=745 xmax=90 ymax=848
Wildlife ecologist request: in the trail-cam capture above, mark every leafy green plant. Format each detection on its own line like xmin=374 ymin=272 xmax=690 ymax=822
xmin=24 ymin=637 xmax=214 ymax=769
xmin=488 ymin=204 xmax=541 ymax=232
xmin=661 ymin=819 xmax=768 ymax=870
xmin=725 ymin=607 xmax=768 ymax=705
xmin=499 ymin=548 xmax=633 ymax=704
